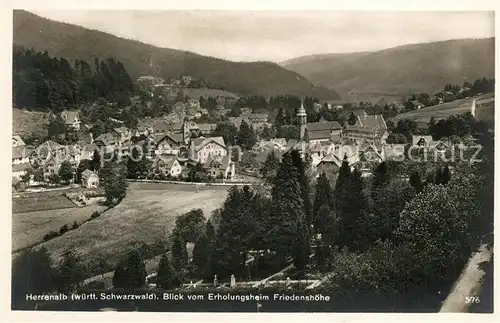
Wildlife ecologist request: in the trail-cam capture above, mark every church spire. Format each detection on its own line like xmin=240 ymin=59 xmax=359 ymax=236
xmin=298 ymin=99 xmax=307 ymax=141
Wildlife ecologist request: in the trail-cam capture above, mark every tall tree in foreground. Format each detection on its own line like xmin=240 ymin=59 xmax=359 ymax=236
xmin=260 ymin=150 xmax=280 ymax=182
xmin=267 ymin=152 xmax=309 ymax=269
xmin=313 ymin=172 xmax=334 ymax=235
xmin=291 ymin=149 xmax=313 ymax=227
xmin=236 ymin=120 xmax=257 ymax=151
xmin=112 ymin=250 xmax=146 ymax=289
xmin=12 ymin=248 xmax=55 ymax=308
xmin=99 ymin=161 xmax=128 ymax=205
xmin=156 ymin=253 xmax=179 ymax=289
xmin=56 ymin=250 xmax=86 ymax=292
xmin=192 ymin=220 xmax=216 ymax=278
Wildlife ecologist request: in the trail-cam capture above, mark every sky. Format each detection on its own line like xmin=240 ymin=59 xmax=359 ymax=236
xmin=32 ymin=10 xmax=494 ymax=62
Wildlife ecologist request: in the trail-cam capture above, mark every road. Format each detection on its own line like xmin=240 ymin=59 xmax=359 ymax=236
xmin=440 ymin=244 xmax=493 ymax=312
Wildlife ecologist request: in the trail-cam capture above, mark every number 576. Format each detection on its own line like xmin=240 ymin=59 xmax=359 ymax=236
xmin=465 ymin=296 xmax=480 ymax=303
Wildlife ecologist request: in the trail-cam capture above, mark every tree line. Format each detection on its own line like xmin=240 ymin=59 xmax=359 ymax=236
xmin=13 ymin=46 xmax=135 ymax=113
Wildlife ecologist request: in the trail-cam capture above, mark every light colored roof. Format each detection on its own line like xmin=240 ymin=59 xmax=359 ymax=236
xmin=410 ymin=100 xmax=425 ymax=107
xmin=154 ymin=155 xmax=179 ymax=169
xmin=191 ymin=137 xmax=226 ymax=152
xmin=40 ymin=140 xmax=65 ymax=151
xmin=12 ymin=163 xmax=31 ymax=172
xmin=81 ymin=169 xmax=96 ymax=180
xmin=113 ymin=127 xmax=130 ymax=135
xmin=205 ymin=154 xmax=232 ymax=169
xmin=82 ymin=143 xmax=99 ymax=152
xmin=13 ymin=135 xmax=25 ymax=147
xmin=383 ymin=144 xmax=407 ymax=160
xmin=197 ymin=123 xmax=217 ymax=132
xmin=12 ymin=146 xmax=26 ymax=159
xmin=353 ymin=110 xmax=367 ymax=118
xmin=61 ymin=110 xmax=79 ymax=124
xmin=320 ymin=145 xmax=360 ymax=167
xmin=94 ymin=133 xmax=117 ymax=146
xmin=357 ymin=115 xmax=387 ymax=130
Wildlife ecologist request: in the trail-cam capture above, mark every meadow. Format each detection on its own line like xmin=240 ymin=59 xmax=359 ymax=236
xmin=36 ymin=182 xmax=230 ymax=265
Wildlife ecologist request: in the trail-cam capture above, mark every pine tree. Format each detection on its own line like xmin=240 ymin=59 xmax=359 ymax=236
xmin=348 ymin=112 xmax=358 ymax=125
xmin=442 ymin=165 xmax=451 ymax=185
xmin=334 ymin=155 xmax=351 ymax=210
xmin=91 ymin=149 xmax=102 ymax=172
xmin=434 ymin=167 xmax=444 ymax=185
xmin=192 ymin=220 xmax=215 ymax=278
xmin=260 ymin=150 xmax=280 ymax=182
xmin=267 ymin=152 xmax=309 ymax=268
xmin=171 ymin=231 xmax=188 ymax=271
xmin=236 ymin=120 xmax=257 ymax=151
xmin=156 ymin=253 xmax=179 ymax=289
xmin=409 ymin=171 xmax=423 ymax=193
xmin=313 ymin=172 xmax=334 ymax=234
xmin=112 ymin=250 xmax=146 ymax=289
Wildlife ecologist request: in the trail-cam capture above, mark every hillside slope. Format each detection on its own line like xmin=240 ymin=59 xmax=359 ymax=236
xmin=13 ymin=10 xmax=341 ymax=100
xmin=281 ymin=38 xmax=494 ymax=99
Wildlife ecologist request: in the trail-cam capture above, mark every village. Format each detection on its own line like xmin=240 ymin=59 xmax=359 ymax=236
xmin=12 ymin=87 xmax=464 ymax=193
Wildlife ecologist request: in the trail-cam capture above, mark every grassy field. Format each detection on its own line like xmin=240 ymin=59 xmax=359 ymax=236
xmin=13 ymin=108 xmax=50 ymax=137
xmin=393 ymin=94 xmax=495 ymax=125
xmin=36 ymin=182 xmax=230 ymax=265
xmin=12 ymin=194 xmax=76 ymax=214
xmin=12 ymin=204 xmax=107 ymax=251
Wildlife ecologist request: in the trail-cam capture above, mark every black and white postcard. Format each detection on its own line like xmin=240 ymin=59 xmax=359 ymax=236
xmin=5 ymin=1 xmax=498 ymax=322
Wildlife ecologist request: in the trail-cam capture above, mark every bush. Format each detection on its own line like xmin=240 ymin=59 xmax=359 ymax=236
xmin=72 ymin=221 xmax=79 ymax=230
xmin=90 ymin=211 xmax=101 ymax=220
xmin=59 ymin=224 xmax=69 ymax=235
xmin=43 ymin=231 xmax=59 ymax=241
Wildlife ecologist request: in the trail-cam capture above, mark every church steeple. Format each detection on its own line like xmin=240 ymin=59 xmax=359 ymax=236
xmin=297 ymin=99 xmax=307 ymax=141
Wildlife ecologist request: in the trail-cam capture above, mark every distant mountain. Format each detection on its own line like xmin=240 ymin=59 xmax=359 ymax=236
xmin=13 ymin=10 xmax=341 ymax=100
xmin=281 ymin=38 xmax=495 ymax=99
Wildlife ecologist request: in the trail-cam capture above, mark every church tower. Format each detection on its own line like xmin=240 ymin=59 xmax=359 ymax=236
xmin=297 ymin=99 xmax=307 ymax=141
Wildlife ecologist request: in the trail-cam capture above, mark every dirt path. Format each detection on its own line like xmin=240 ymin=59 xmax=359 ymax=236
xmin=440 ymin=244 xmax=492 ymax=312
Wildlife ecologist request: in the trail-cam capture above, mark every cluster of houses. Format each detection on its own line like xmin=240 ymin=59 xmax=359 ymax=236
xmin=12 ymin=110 xmax=239 ymax=191
xmin=252 ymin=102 xmax=456 ymax=176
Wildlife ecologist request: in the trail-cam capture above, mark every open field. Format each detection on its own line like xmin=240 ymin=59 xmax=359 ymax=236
xmin=394 ymin=94 xmax=495 ymax=126
xmin=12 ymin=194 xmax=76 ymax=214
xmin=13 ymin=108 xmax=50 ymax=137
xmin=35 ymin=182 xmax=230 ymax=264
xmin=12 ymin=204 xmax=107 ymax=251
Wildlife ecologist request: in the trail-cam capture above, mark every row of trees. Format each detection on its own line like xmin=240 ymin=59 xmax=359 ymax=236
xmin=13 ymin=46 xmax=135 ymax=112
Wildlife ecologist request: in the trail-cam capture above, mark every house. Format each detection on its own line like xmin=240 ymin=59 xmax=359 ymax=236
xmin=303 ymin=121 xmax=343 ymax=143
xmin=228 ymin=117 xmax=243 ymax=129
xmin=154 ymin=133 xmax=183 ymax=155
xmin=343 ymin=114 xmax=389 ymax=144
xmin=308 ymin=141 xmax=336 ymax=168
xmin=65 ymin=145 xmax=80 ymax=169
xmin=359 ymin=143 xmax=385 ymax=169
xmin=12 ymin=177 xmax=27 ymax=192
xmin=12 ymin=163 xmax=31 ymax=180
xmin=153 ymin=155 xmax=182 ymax=178
xmin=60 ymin=110 xmax=82 ymax=130
xmin=32 ymin=140 xmax=67 ymax=168
xmin=197 ymin=123 xmax=217 ymax=136
xmin=189 ymin=136 xmax=227 ymax=164
xmin=389 ymin=102 xmax=406 ymax=113
xmin=94 ymin=133 xmax=119 ymax=154
xmin=43 ymin=154 xmax=61 ymax=179
xmin=409 ymin=100 xmax=425 ymax=110
xmin=12 ymin=135 xmax=29 ymax=165
xmin=112 ymin=127 xmax=132 ymax=144
xmin=204 ymin=153 xmax=236 ymax=179
xmin=412 ymin=135 xmax=434 ymax=148
xmin=81 ymin=169 xmax=99 ymax=188
xmin=383 ymin=144 xmax=407 ymax=161
xmin=352 ymin=110 xmax=368 ymax=118
xmin=316 ymin=145 xmax=360 ymax=174
xmin=80 ymin=143 xmax=99 ymax=161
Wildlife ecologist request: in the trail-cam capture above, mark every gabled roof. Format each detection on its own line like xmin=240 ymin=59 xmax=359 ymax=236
xmin=113 ymin=127 xmax=130 ymax=135
xmin=319 ymin=145 xmax=360 ymax=167
xmin=81 ymin=169 xmax=97 ymax=180
xmin=191 ymin=137 xmax=226 ymax=152
xmin=410 ymin=100 xmax=425 ymax=107
xmin=357 ymin=115 xmax=387 ymax=130
xmin=66 ymin=145 xmax=79 ymax=156
xmin=155 ymin=132 xmax=183 ymax=144
xmin=12 ymin=146 xmax=26 ymax=159
xmin=61 ymin=110 xmax=79 ymax=124
xmin=412 ymin=135 xmax=433 ymax=146
xmin=12 ymin=135 xmax=25 ymax=147
xmin=40 ymin=140 xmax=65 ymax=151
xmin=306 ymin=121 xmax=342 ymax=132
xmin=352 ymin=110 xmax=368 ymax=118
xmin=153 ymin=155 xmax=180 ymax=169
xmin=94 ymin=133 xmax=117 ymax=146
